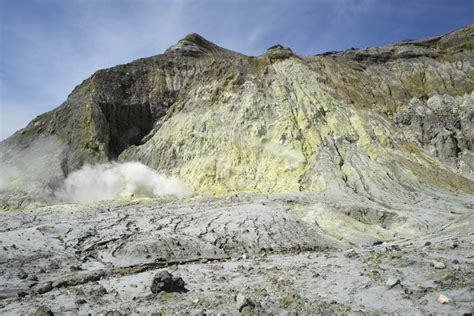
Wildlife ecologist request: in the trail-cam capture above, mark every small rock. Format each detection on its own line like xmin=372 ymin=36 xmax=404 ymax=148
xmin=235 ymin=293 xmax=254 ymax=312
xmin=17 ymin=291 xmax=28 ymax=297
xmin=34 ymin=281 xmax=53 ymax=294
xmin=192 ymin=297 xmax=200 ymax=304
xmin=150 ymin=271 xmax=186 ymax=294
xmin=266 ymin=265 xmax=278 ymax=271
xmin=70 ymin=265 xmax=82 ymax=271
xmin=27 ymin=275 xmax=39 ymax=282
xmin=387 ymin=244 xmax=401 ymax=251
xmin=33 ymin=306 xmax=54 ymax=316
xmin=386 ymin=277 xmax=401 ymax=289
xmin=345 ymin=249 xmax=357 ymax=258
xmin=75 ymin=298 xmax=87 ymax=305
xmin=431 ymin=260 xmax=446 ymax=269
xmin=18 ymin=271 xmax=28 ymax=279
xmin=241 ymin=306 xmax=254 ymax=315
xmin=279 ymin=293 xmax=300 ymax=308
xmin=452 ymin=259 xmax=459 ymax=264
xmin=49 ymin=262 xmax=60 ymax=270
xmin=436 ymin=294 xmax=450 ymax=304
xmin=424 ymin=241 xmax=432 ymax=246
xmin=88 ymin=283 xmax=108 ymax=298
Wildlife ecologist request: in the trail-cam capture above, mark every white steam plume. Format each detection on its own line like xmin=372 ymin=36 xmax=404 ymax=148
xmin=56 ymin=162 xmax=191 ymax=203
xmin=0 ymin=135 xmax=66 ymax=194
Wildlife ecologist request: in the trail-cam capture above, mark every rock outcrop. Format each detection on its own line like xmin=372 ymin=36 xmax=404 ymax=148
xmin=1 ymin=25 xmax=473 ymax=204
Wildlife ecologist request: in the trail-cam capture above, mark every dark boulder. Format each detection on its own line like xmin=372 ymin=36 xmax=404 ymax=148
xmin=150 ymin=271 xmax=186 ymax=294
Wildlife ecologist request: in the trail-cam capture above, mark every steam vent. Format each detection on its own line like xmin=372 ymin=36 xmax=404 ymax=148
xmin=1 ymin=24 xmax=473 ymax=314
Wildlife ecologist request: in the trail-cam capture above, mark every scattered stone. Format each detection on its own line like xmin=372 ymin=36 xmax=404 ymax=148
xmin=391 ymin=252 xmax=402 ymax=260
xmin=367 ymin=270 xmax=382 ymax=281
xmin=386 ymin=277 xmax=401 ymax=289
xmin=49 ymin=262 xmax=60 ymax=270
xmin=34 ymin=282 xmax=53 ymax=294
xmin=266 ymin=265 xmax=277 ymax=271
xmin=75 ymin=298 xmax=87 ymax=305
xmin=88 ymin=283 xmax=108 ymax=298
xmin=431 ymin=260 xmax=446 ymax=269
xmin=33 ymin=306 xmax=54 ymax=316
xmin=110 ymin=289 xmax=120 ymax=297
xmin=436 ymin=294 xmax=450 ymax=304
xmin=70 ymin=265 xmax=82 ymax=271
xmin=279 ymin=293 xmax=300 ymax=308
xmin=402 ymin=287 xmax=414 ymax=298
xmin=18 ymin=271 xmax=28 ymax=279
xmin=17 ymin=291 xmax=28 ymax=297
xmin=345 ymin=249 xmax=358 ymax=258
xmin=192 ymin=297 xmax=200 ymax=304
xmin=150 ymin=271 xmax=186 ymax=294
xmin=235 ymin=293 xmax=254 ymax=312
xmin=387 ymin=245 xmax=401 ymax=251
xmin=453 ymin=259 xmax=459 ymax=264
xmin=424 ymin=241 xmax=432 ymax=246
xmin=27 ymin=275 xmax=39 ymax=282
xmin=241 ymin=305 xmax=255 ymax=315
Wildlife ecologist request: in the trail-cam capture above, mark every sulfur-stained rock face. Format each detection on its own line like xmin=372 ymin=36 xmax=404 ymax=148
xmin=1 ymin=25 xmax=473 ymax=203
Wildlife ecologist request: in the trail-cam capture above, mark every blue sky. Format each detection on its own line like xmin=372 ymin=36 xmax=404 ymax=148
xmin=0 ymin=0 xmax=473 ymax=140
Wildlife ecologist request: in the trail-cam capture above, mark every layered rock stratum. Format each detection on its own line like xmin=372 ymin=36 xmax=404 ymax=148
xmin=0 ymin=24 xmax=473 ymax=314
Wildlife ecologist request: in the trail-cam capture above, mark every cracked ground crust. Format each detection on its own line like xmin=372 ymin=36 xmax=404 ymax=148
xmin=0 ymin=192 xmax=473 ymax=314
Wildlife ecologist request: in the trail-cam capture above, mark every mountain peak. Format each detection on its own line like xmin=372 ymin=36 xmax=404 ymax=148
xmin=180 ymin=33 xmax=209 ymax=44
xmin=165 ymin=33 xmax=228 ymax=57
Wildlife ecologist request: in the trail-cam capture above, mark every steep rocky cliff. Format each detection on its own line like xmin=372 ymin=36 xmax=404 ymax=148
xmin=1 ymin=25 xmax=473 ymax=202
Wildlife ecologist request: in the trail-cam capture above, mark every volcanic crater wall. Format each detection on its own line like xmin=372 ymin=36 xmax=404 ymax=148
xmin=1 ymin=25 xmax=473 ymax=204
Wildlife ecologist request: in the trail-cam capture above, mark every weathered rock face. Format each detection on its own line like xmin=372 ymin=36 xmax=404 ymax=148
xmin=1 ymin=25 xmax=473 ymax=202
